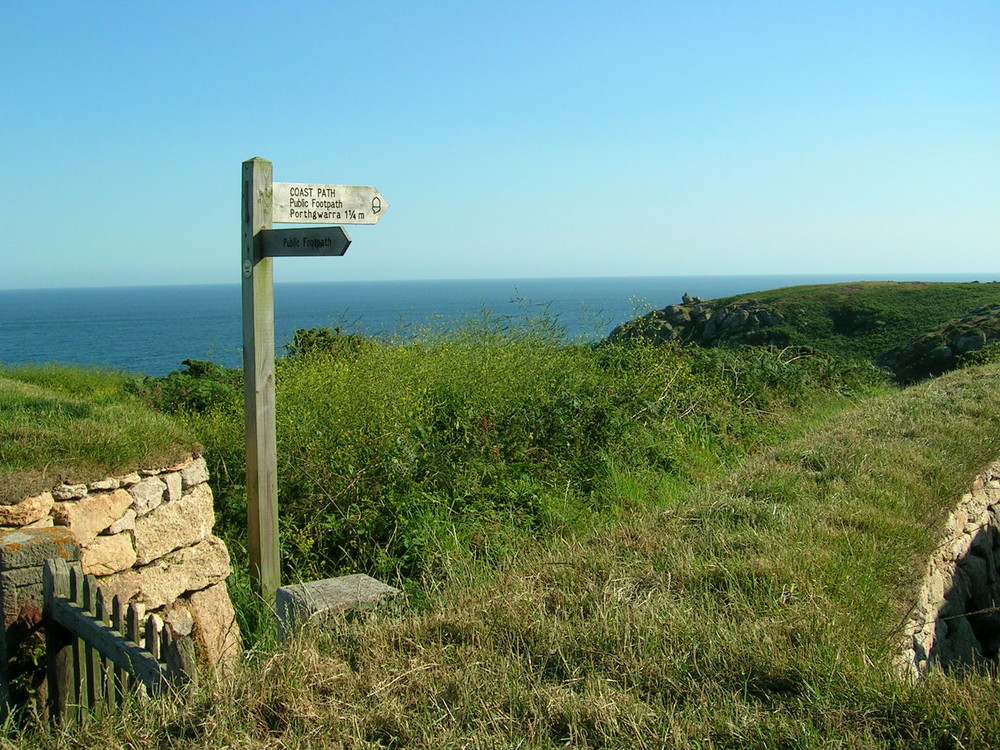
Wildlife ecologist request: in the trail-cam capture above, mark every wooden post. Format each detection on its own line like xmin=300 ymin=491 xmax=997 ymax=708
xmin=242 ymin=157 xmax=280 ymax=602
xmin=125 ymin=605 xmax=140 ymax=695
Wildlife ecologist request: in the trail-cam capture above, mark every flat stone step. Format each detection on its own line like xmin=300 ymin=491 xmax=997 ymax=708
xmin=276 ymin=574 xmax=401 ymax=639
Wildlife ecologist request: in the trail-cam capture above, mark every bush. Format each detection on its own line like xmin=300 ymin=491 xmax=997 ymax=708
xmin=959 ymin=341 xmax=1000 ymax=368
xmin=127 ymin=359 xmax=241 ymax=414
xmin=284 ymin=327 xmax=376 ymax=359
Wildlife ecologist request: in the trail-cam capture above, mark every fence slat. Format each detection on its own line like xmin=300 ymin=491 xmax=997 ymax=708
xmin=69 ymin=566 xmax=86 ymax=718
xmin=111 ymin=595 xmax=125 ymax=705
xmin=168 ymin=635 xmax=199 ymax=686
xmin=71 ymin=625 xmax=86 ymax=718
xmin=145 ymin=615 xmax=161 ymax=661
xmin=47 ymin=596 xmax=170 ymax=694
xmin=96 ymin=589 xmax=115 ymax=709
xmin=69 ymin=565 xmax=80 ymax=602
xmin=83 ymin=575 xmax=101 ymax=715
xmin=126 ymin=604 xmax=141 ymax=695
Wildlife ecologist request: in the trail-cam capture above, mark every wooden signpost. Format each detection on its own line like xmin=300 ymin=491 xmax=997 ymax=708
xmin=241 ymin=157 xmax=389 ymax=602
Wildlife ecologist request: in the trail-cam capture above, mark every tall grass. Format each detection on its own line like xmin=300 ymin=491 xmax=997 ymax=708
xmin=145 ymin=316 xmax=886 ymax=593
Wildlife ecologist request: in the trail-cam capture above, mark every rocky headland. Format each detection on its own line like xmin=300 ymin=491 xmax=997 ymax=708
xmin=608 ymin=282 xmax=1000 ymax=384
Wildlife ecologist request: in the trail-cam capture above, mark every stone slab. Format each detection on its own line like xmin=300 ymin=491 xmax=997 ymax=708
xmin=180 ymin=457 xmax=209 ymax=489
xmin=132 ymin=483 xmax=215 ymax=565
xmin=161 ymin=600 xmax=195 ymax=637
xmin=106 ymin=509 xmax=137 ymax=535
xmin=11 ymin=582 xmax=43 ymax=617
xmin=163 ymin=471 xmax=183 ymax=502
xmin=88 ymin=478 xmax=120 ymax=492
xmin=52 ymin=484 xmax=87 ymax=501
xmin=117 ymin=472 xmax=141 ymax=487
xmin=99 ymin=536 xmax=230 ymax=610
xmin=82 ymin=533 xmax=137 ymax=576
xmin=0 ymin=492 xmax=53 ymax=527
xmin=52 ymin=488 xmax=133 ymax=545
xmin=276 ymin=574 xmax=401 ymax=640
xmin=130 ymin=477 xmax=167 ymax=516
xmin=188 ymin=582 xmax=243 ymax=672
xmin=0 ymin=586 xmax=17 ymax=631
xmin=0 ymin=566 xmax=43 ymax=589
xmin=0 ymin=528 xmax=79 ymax=570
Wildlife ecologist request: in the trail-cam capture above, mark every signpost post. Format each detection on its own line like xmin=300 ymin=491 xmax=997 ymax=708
xmin=240 ymin=157 xmax=389 ymax=603
xmin=241 ymin=158 xmax=278 ymax=602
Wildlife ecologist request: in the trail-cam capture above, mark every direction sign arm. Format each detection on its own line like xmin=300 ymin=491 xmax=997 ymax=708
xmin=271 ymin=183 xmax=389 ymax=225
xmin=256 ymin=226 xmax=351 ymax=259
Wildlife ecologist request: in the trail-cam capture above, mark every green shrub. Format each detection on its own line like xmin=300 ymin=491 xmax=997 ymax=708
xmin=959 ymin=341 xmax=1000 ymax=368
xmin=127 ymin=359 xmax=241 ymax=414
xmin=284 ymin=327 xmax=376 ymax=359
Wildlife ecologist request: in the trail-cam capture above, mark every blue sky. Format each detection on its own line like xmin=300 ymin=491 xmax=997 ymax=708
xmin=2 ymin=1 xmax=997 ymax=289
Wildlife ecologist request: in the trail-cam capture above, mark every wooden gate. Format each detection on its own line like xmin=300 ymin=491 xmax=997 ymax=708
xmin=42 ymin=558 xmax=196 ymax=723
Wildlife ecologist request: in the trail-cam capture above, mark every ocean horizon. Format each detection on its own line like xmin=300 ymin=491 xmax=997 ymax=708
xmin=2 ymin=273 xmax=997 ymax=376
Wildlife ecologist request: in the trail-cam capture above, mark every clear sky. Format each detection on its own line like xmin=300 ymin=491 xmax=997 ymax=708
xmin=2 ymin=1 xmax=997 ymax=289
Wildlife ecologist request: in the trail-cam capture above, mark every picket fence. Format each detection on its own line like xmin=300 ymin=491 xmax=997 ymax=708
xmin=42 ymin=558 xmax=196 ymax=723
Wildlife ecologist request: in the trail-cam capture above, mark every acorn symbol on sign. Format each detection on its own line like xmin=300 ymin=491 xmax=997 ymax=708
xmin=371 ymin=196 xmax=382 ymax=214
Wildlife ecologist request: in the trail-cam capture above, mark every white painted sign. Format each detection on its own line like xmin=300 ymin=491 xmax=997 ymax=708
xmin=272 ymin=182 xmax=389 ymax=225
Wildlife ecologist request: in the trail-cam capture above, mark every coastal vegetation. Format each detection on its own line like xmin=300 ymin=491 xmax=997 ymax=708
xmin=612 ymin=281 xmax=1000 ymax=382
xmin=4 ymin=281 xmax=1000 ymax=747
xmin=711 ymin=280 xmax=1000 ymax=361
xmin=127 ymin=315 xmax=885 ymax=587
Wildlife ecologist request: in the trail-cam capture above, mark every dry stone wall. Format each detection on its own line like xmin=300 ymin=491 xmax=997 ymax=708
xmin=0 ymin=454 xmax=241 ymax=697
xmin=899 ymin=461 xmax=1000 ymax=679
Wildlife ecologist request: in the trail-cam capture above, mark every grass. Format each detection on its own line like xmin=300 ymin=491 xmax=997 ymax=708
xmin=0 ymin=365 xmax=198 ymax=504
xmin=9 ymin=362 xmax=1000 ymax=748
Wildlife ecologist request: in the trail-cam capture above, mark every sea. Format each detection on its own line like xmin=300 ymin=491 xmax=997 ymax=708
xmin=1 ymin=274 xmax=996 ymax=377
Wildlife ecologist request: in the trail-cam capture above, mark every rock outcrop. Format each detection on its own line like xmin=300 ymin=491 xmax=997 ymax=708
xmin=877 ymin=305 xmax=1000 ymax=383
xmin=611 ymin=293 xmax=1000 ymax=386
xmin=608 ymin=297 xmax=789 ymax=349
